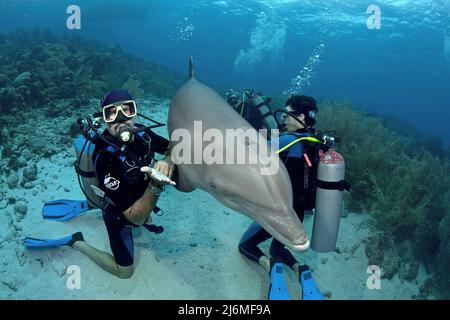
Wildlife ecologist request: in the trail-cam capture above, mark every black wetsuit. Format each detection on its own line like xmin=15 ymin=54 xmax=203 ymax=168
xmin=93 ymin=126 xmax=169 ymax=267
xmin=238 ymin=128 xmax=315 ymax=268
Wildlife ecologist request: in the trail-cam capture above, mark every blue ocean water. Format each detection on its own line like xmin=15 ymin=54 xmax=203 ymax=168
xmin=0 ymin=0 xmax=449 ymax=146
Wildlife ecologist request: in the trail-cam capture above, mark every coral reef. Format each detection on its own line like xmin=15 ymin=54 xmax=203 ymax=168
xmin=0 ymin=30 xmax=183 ymax=114
xmin=7 ymin=173 xmax=18 ymax=189
xmin=397 ymin=240 xmax=420 ymax=281
xmin=13 ymin=200 xmax=28 ymax=223
xmin=363 ymin=229 xmax=400 ymax=280
xmin=0 ymin=30 xmax=183 ymax=201
xmin=122 ymin=75 xmax=144 ymax=98
xmin=22 ymin=163 xmax=38 ymax=184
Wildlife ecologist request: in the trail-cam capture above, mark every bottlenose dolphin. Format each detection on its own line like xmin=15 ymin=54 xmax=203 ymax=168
xmin=167 ymin=58 xmax=309 ymax=251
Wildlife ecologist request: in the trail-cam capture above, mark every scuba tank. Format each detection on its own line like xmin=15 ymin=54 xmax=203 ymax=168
xmin=273 ymin=108 xmax=350 ymax=253
xmin=74 ymin=134 xmax=102 ymax=208
xmin=311 ymin=149 xmax=349 ymax=253
xmin=229 ymin=89 xmax=278 ymax=131
xmin=247 ymin=91 xmax=278 ymax=130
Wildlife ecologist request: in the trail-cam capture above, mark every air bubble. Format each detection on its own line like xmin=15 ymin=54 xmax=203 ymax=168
xmin=284 ymin=43 xmax=326 ymax=95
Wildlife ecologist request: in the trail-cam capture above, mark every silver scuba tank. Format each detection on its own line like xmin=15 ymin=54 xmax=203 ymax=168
xmin=74 ymin=135 xmax=102 ymax=208
xmin=311 ymin=149 xmax=346 ymax=253
xmin=252 ymin=94 xmax=278 ymax=130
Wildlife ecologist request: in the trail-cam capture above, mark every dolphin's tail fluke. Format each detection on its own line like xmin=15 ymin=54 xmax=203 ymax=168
xmin=189 ymin=56 xmax=195 ymax=78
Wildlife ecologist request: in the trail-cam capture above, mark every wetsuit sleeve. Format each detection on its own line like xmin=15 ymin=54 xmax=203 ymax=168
xmin=146 ymin=129 xmax=169 ymax=155
xmin=94 ymin=152 xmax=134 ymax=212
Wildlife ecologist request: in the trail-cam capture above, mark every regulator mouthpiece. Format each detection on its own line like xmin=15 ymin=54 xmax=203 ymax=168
xmin=118 ymin=126 xmax=133 ymax=143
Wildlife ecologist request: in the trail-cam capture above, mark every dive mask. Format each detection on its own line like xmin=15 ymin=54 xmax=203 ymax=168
xmin=102 ymin=100 xmax=137 ymax=123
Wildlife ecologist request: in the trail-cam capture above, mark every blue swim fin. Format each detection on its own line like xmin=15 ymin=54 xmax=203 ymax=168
xmin=268 ymin=262 xmax=291 ymax=300
xmin=42 ymin=199 xmax=90 ymax=221
xmin=299 ymin=265 xmax=324 ymax=300
xmin=24 ymin=232 xmax=84 ymax=248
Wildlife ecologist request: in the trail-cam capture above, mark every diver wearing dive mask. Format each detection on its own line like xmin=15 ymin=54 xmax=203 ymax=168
xmin=74 ymin=88 xmax=176 ymax=279
xmin=101 ymin=98 xmax=139 ymax=143
xmin=238 ymin=94 xmax=329 ymax=299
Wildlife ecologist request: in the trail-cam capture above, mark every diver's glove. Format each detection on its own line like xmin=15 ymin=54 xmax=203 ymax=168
xmin=140 ymin=166 xmax=176 ymax=186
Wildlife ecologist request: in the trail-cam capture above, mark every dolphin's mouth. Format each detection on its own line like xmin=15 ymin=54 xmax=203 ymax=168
xmin=227 ymin=198 xmax=309 ymax=251
xmin=227 ymin=198 xmax=265 ymax=221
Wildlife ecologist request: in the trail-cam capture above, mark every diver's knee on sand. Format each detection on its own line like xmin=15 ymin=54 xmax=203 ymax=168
xmin=238 ymin=237 xmax=266 ymax=263
xmin=117 ymin=265 xmax=134 ymax=279
xmin=238 ymin=243 xmax=263 ymax=263
xmin=72 ymin=239 xmax=134 ymax=279
xmin=238 ymin=222 xmax=276 ymax=264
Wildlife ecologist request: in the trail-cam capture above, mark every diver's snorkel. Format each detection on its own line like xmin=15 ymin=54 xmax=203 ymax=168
xmin=274 ymin=108 xmax=312 ymax=133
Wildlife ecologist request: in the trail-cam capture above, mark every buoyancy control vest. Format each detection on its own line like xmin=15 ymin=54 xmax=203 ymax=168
xmin=74 ymin=129 xmax=153 ymax=210
xmin=277 ymin=132 xmax=330 ymax=210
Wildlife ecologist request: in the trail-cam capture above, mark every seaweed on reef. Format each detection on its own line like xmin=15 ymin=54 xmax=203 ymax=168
xmin=316 ymin=101 xmax=449 ymax=228
xmin=369 ymin=153 xmax=443 ymax=230
xmin=436 ymin=209 xmax=450 ymax=298
xmin=369 ymin=111 xmax=450 ymax=161
xmin=419 ymin=136 xmax=449 ymax=161
xmin=316 ymin=101 xmax=400 ymax=214
xmin=122 ymin=75 xmax=144 ymax=98
xmin=316 ymin=101 xmax=450 ymax=296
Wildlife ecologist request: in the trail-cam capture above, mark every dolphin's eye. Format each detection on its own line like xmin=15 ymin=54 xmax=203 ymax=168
xmin=209 ymin=181 xmax=217 ymax=189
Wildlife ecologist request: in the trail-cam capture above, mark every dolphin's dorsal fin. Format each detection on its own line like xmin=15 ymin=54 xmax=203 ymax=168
xmin=189 ymin=56 xmax=195 ymax=78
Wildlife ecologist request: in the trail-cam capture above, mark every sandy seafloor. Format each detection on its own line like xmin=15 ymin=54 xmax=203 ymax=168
xmin=0 ymin=99 xmax=428 ymax=300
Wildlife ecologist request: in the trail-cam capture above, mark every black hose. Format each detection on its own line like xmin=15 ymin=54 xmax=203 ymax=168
xmin=273 ymin=109 xmax=315 ymax=136
xmin=137 ymin=113 xmax=166 ymax=126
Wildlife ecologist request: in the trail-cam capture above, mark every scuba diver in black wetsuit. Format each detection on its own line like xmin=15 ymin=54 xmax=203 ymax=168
xmin=76 ymin=89 xmax=174 ymax=278
xmin=238 ymin=95 xmax=328 ymax=300
xmin=24 ymin=89 xmax=177 ymax=279
xmin=23 ymin=89 xmax=176 ymax=279
xmin=75 ymin=89 xmax=176 ymax=279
